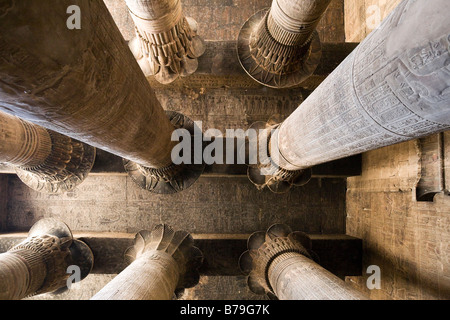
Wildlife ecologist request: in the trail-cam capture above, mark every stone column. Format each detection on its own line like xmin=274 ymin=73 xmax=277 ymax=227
xmin=0 ymin=219 xmax=93 ymax=300
xmin=237 ymin=0 xmax=332 ymax=88
xmin=0 ymin=0 xmax=204 ymax=194
xmin=239 ymin=224 xmax=367 ymax=300
xmin=0 ymin=111 xmax=95 ymax=194
xmin=127 ymin=0 xmax=205 ymax=84
xmin=91 ymin=224 xmax=202 ymax=300
xmin=250 ymin=0 xmax=450 ymax=192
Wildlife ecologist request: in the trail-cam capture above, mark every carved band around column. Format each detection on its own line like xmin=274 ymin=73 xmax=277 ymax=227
xmin=246 ymin=120 xmax=311 ymax=194
xmin=0 ymin=219 xmax=93 ymax=300
xmin=127 ymin=0 xmax=205 ymax=84
xmin=0 ymin=111 xmax=95 ymax=194
xmin=237 ymin=0 xmax=327 ymax=89
xmin=5 ymin=119 xmax=52 ymax=168
xmin=239 ymin=224 xmax=368 ymax=300
xmin=15 ymin=130 xmax=96 ymax=194
xmin=270 ymin=0 xmax=450 ymax=171
xmin=239 ymin=224 xmax=316 ymax=298
xmin=124 ymin=224 xmax=203 ymax=296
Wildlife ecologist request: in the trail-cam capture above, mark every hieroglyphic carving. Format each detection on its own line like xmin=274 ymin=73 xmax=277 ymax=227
xmin=0 ymin=1 xmax=178 ymax=171
xmin=274 ymin=0 xmax=450 ymax=171
xmin=0 ymin=1 xmax=206 ymax=195
xmin=154 ymin=88 xmax=303 ymax=133
xmin=144 ymin=41 xmax=357 ymax=91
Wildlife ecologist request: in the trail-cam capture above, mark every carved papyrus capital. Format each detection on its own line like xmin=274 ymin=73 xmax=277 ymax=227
xmin=0 ymin=219 xmax=93 ymax=300
xmin=124 ymin=224 xmax=203 ymax=295
xmin=239 ymin=224 xmax=368 ymax=300
xmin=246 ymin=120 xmax=311 ymax=194
xmin=239 ymin=224 xmax=315 ymax=298
xmin=238 ymin=0 xmax=331 ymax=88
xmin=123 ymin=110 xmax=205 ymax=194
xmin=0 ymin=111 xmax=95 ymax=194
xmin=15 ymin=129 xmax=96 ymax=194
xmin=127 ymin=0 xmax=205 ymax=84
xmin=91 ymin=224 xmax=202 ymax=300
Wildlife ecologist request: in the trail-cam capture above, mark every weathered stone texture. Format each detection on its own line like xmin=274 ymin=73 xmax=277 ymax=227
xmin=342 ymin=1 xmax=450 ymax=300
xmin=346 ymin=140 xmax=450 ymax=300
xmin=345 ymin=0 xmax=403 ymax=42
xmin=5 ymin=175 xmax=346 ymax=235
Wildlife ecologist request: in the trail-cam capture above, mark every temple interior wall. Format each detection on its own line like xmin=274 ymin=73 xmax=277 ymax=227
xmin=0 ymin=0 xmax=448 ymax=300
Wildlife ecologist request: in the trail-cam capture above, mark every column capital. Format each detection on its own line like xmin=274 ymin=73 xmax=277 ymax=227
xmin=239 ymin=224 xmax=316 ymax=298
xmin=267 ymin=0 xmax=450 ymax=170
xmin=0 ymin=1 xmax=187 ymax=178
xmin=127 ymin=0 xmax=205 ymax=84
xmin=15 ymin=129 xmax=96 ymax=194
xmin=237 ymin=0 xmax=331 ymax=88
xmin=246 ymin=119 xmax=311 ymax=194
xmin=0 ymin=111 xmax=95 ymax=194
xmin=0 ymin=219 xmax=93 ymax=299
xmin=123 ymin=111 xmax=205 ymax=194
xmin=124 ymin=224 xmax=203 ymax=296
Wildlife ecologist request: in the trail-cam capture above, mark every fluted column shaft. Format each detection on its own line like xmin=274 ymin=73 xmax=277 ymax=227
xmin=91 ymin=250 xmax=180 ymax=300
xmin=268 ymin=252 xmax=366 ymax=300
